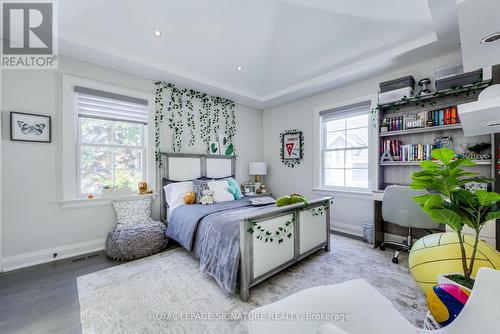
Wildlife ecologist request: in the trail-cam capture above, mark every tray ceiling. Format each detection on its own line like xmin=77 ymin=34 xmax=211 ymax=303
xmin=59 ymin=0 xmax=460 ymax=108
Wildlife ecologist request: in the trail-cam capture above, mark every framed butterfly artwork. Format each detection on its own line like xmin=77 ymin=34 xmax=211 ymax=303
xmin=10 ymin=112 xmax=51 ymax=143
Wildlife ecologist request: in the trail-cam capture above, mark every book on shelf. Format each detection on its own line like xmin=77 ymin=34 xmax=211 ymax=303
xmin=380 ymin=139 xmax=433 ymax=162
xmin=381 ymin=106 xmax=460 ymax=133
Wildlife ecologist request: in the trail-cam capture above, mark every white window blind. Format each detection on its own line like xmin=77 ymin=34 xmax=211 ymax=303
xmin=74 ymin=86 xmax=149 ymax=197
xmin=74 ymin=86 xmax=149 ymax=124
xmin=320 ymin=101 xmax=371 ymax=190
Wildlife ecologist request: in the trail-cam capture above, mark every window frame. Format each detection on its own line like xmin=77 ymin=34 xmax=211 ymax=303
xmin=76 ymin=116 xmax=148 ymax=198
xmin=313 ymin=96 xmax=378 ymax=194
xmin=320 ymin=110 xmax=370 ymax=191
xmin=62 ymin=74 xmax=155 ymax=202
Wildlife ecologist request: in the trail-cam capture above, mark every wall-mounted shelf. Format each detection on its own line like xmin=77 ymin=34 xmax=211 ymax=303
xmin=379 ymin=124 xmax=462 ymax=137
xmin=380 ymin=160 xmax=492 ymax=166
xmin=377 ymin=81 xmax=492 ymax=110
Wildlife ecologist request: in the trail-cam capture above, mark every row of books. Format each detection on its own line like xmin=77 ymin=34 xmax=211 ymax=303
xmin=427 ymin=106 xmax=460 ymax=127
xmin=381 ymin=106 xmax=460 ymax=132
xmin=380 ymin=140 xmax=433 ymax=162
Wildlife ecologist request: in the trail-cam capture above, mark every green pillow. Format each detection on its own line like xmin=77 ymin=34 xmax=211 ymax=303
xmin=226 ymin=178 xmax=243 ymax=199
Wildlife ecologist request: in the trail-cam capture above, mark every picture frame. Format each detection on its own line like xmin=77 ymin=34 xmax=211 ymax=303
xmin=209 ymin=140 xmax=220 ymax=155
xmin=10 ymin=112 xmax=51 ymax=143
xmin=219 ymin=136 xmax=235 ymax=156
xmin=280 ymin=130 xmax=304 ymax=168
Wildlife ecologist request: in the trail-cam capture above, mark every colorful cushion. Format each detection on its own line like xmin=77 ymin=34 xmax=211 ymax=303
xmin=226 ymin=177 xmax=242 ymax=199
xmin=428 ymin=283 xmax=470 ymax=326
xmin=192 ymin=179 xmax=209 ymax=203
xmin=112 ymin=197 xmax=152 ymax=225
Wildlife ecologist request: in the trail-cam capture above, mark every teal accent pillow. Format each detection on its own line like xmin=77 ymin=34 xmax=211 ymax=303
xmin=226 ymin=177 xmax=242 ymax=199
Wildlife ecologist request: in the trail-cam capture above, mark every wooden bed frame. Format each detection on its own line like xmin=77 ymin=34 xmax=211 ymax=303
xmin=159 ymin=152 xmax=332 ymax=302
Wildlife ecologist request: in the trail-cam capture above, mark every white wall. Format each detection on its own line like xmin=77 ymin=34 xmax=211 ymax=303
xmin=0 ymin=67 xmax=3 ymax=271
xmin=262 ymin=52 xmax=463 ymax=237
xmin=1 ymin=56 xmax=262 ymax=271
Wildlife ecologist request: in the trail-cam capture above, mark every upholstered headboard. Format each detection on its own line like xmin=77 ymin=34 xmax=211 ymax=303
xmin=159 ymin=152 xmax=236 ymax=221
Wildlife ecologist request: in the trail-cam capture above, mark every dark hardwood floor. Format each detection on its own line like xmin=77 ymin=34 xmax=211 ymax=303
xmin=0 ymin=252 xmax=119 ymax=334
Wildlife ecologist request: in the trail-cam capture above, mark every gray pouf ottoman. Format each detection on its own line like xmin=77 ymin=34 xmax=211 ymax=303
xmin=105 ymin=221 xmax=168 ymax=261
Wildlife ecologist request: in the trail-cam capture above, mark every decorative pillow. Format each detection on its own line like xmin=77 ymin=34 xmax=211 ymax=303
xmin=226 ymin=177 xmax=243 ymax=199
xmin=113 ymin=197 xmax=152 ymax=225
xmin=192 ymin=179 xmax=209 ymax=203
xmin=207 ymin=180 xmax=234 ymax=202
xmin=163 ymin=181 xmax=192 ymax=210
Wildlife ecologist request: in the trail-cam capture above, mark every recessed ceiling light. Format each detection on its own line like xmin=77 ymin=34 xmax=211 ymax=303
xmin=236 ymin=66 xmax=243 ymax=71
xmin=480 ymin=32 xmax=500 ymax=44
xmin=153 ymin=29 xmax=161 ymax=38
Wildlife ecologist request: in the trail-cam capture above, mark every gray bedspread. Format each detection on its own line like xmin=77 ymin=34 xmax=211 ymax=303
xmin=166 ymin=199 xmax=270 ymax=294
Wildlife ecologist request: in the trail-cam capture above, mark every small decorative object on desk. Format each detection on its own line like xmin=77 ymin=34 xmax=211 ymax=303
xmin=243 ymin=182 xmax=257 ymax=195
xmin=463 ymin=142 xmax=492 ymax=160
xmin=417 ymin=78 xmax=432 ymax=96
xmin=434 ymin=136 xmax=453 ymax=150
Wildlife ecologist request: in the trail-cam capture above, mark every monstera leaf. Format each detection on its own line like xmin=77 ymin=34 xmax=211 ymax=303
xmin=210 ymin=143 xmax=218 ymax=154
xmin=224 ymin=143 xmax=234 ymax=156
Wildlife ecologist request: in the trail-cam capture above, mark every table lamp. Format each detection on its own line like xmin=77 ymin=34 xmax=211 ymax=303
xmin=249 ymin=162 xmax=267 ymax=183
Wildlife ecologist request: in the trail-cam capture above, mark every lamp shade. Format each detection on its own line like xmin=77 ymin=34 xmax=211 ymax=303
xmin=249 ymin=162 xmax=267 ymax=175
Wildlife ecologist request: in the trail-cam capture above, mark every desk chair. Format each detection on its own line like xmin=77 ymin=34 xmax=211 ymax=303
xmin=380 ymin=185 xmax=440 ymax=263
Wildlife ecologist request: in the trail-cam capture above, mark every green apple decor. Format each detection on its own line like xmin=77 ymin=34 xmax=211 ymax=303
xmin=410 ymin=148 xmax=500 ymax=288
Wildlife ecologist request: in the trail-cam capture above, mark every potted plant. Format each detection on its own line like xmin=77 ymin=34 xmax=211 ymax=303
xmin=410 ymin=148 xmax=500 ymax=289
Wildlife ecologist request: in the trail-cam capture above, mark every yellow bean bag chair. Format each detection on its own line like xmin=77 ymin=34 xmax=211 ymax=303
xmin=409 ymin=232 xmax=500 ymax=295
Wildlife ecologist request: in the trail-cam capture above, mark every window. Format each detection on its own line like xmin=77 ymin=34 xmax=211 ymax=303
xmin=320 ymin=101 xmax=370 ymax=190
xmin=75 ymin=87 xmax=149 ymax=197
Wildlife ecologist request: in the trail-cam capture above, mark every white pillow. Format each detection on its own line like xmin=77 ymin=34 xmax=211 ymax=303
xmin=207 ymin=180 xmax=234 ymax=203
xmin=164 ymin=181 xmax=193 ymax=211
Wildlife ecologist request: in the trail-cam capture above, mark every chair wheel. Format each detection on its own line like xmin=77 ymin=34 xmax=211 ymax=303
xmin=379 ymin=244 xmax=385 ymax=251
xmin=392 ymin=257 xmax=399 ymax=264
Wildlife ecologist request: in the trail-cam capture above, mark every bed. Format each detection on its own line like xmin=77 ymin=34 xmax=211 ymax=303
xmin=159 ymin=152 xmax=332 ymax=302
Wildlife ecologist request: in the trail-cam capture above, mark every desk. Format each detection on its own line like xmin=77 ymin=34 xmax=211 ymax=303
xmin=371 ymin=190 xmax=444 ymax=249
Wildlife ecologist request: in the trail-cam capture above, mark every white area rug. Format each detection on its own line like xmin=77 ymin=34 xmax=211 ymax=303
xmin=78 ymin=235 xmax=426 ymax=333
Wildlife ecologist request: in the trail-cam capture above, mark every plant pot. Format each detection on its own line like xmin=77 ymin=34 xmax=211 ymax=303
xmin=437 ymin=273 xmax=473 ymax=292
xmin=102 ymin=188 xmax=132 ymax=198
xmin=380 ymin=126 xmax=388 ymax=133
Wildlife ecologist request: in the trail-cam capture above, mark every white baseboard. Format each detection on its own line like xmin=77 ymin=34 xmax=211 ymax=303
xmin=331 ymin=220 xmax=363 ymax=237
xmin=1 ymin=238 xmax=105 ymax=273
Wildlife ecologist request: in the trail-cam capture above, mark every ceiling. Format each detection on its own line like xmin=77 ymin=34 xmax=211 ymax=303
xmin=59 ymin=0 xmax=461 ymax=109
